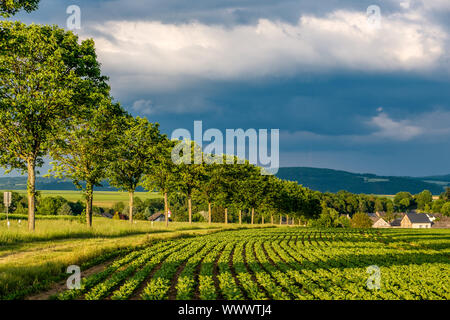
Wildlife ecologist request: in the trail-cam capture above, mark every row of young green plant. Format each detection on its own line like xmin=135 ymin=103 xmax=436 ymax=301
xmin=51 ymin=228 xmax=449 ymax=300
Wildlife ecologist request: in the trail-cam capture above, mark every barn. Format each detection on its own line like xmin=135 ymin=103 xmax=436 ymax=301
xmin=401 ymin=212 xmax=432 ymax=228
xmin=372 ymin=218 xmax=390 ymax=228
xmin=148 ymin=212 xmax=167 ymax=222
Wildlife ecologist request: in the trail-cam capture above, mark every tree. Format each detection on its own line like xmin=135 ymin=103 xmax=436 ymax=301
xmin=415 ymin=190 xmax=433 ymax=211
xmin=236 ymin=163 xmax=264 ymax=224
xmin=441 ymin=202 xmax=450 ymax=216
xmin=374 ymin=199 xmax=384 ymax=212
xmin=172 ymin=141 xmax=205 ymax=224
xmin=432 ymin=199 xmax=445 ymax=214
xmin=49 ymin=102 xmax=125 ymax=227
xmin=198 ymin=162 xmax=222 ymax=224
xmin=37 ymin=196 xmax=67 ymax=215
xmin=386 ymin=201 xmax=394 ymax=214
xmin=394 ymin=192 xmax=414 ymax=212
xmin=0 ymin=22 xmax=108 ymax=230
xmin=1 ymin=0 xmax=40 ymax=17
xmin=442 ymin=187 xmax=450 ymax=201
xmin=141 ymin=139 xmax=177 ymax=227
xmin=350 ymin=213 xmax=373 ymax=228
xmin=107 ymin=116 xmax=164 ymax=223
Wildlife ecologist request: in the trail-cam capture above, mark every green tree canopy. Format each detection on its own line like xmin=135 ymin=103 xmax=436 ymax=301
xmin=49 ymin=102 xmax=125 ymax=227
xmin=350 ymin=212 xmax=372 ymax=228
xmin=1 ymin=0 xmax=40 ymax=17
xmin=141 ymin=138 xmax=177 ymax=227
xmin=107 ymin=116 xmax=165 ymax=223
xmin=0 ymin=22 xmax=109 ymax=230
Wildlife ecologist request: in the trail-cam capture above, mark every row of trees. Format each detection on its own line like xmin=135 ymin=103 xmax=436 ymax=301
xmin=0 ymin=10 xmax=324 ymax=230
xmin=2 ymin=3 xmax=449 ymax=231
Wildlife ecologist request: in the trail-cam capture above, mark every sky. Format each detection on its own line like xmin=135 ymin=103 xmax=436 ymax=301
xmin=5 ymin=0 xmax=450 ymax=176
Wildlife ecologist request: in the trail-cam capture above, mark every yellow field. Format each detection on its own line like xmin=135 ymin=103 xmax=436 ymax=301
xmin=2 ymin=190 xmax=162 ymax=208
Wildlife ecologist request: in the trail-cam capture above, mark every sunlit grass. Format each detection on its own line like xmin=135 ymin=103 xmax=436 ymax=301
xmin=0 ymin=217 xmax=240 ymax=246
xmin=0 ymin=190 xmax=162 ymax=208
xmin=0 ymin=218 xmax=269 ymax=299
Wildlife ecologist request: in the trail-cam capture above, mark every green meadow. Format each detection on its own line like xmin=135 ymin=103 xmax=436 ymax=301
xmin=1 ymin=190 xmax=162 ymax=208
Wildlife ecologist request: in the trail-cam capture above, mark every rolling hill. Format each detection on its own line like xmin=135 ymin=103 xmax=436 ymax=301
xmin=275 ymin=167 xmax=449 ymax=195
xmin=0 ymin=167 xmax=448 ymax=195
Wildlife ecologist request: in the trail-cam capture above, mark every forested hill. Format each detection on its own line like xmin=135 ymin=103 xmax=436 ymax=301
xmin=0 ymin=167 xmax=449 ymax=195
xmin=276 ymin=167 xmax=450 ymax=195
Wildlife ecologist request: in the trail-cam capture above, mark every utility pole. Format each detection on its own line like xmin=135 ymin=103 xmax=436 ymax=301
xmin=4 ymin=191 xmax=12 ymax=228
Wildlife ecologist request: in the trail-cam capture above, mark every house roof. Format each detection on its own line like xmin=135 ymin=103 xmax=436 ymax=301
xmin=149 ymin=212 xmax=165 ymax=221
xmin=406 ymin=212 xmax=431 ymax=224
xmin=390 ymin=218 xmax=402 ymax=226
xmin=373 ymin=218 xmax=389 ymax=226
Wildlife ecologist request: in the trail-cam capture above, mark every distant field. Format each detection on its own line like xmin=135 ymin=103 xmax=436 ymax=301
xmin=1 ymin=190 xmax=162 ymax=208
xmin=379 ymin=194 xmax=440 ymax=200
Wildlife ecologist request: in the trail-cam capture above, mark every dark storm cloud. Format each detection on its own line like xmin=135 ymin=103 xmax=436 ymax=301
xmin=4 ymin=0 xmax=450 ymax=177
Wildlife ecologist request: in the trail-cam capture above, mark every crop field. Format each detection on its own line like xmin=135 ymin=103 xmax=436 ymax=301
xmin=43 ymin=227 xmax=450 ymax=300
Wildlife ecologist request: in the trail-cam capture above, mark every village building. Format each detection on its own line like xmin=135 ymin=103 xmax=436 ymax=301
xmin=390 ymin=218 xmax=402 ymax=227
xmin=372 ymin=217 xmax=390 ymax=228
xmin=400 ymin=212 xmax=432 ymax=228
xmin=148 ymin=212 xmax=167 ymax=222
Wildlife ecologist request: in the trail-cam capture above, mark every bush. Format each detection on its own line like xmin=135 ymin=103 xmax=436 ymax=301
xmin=68 ymin=201 xmax=84 ymax=215
xmin=441 ymin=202 xmax=450 ymax=216
xmin=57 ymin=203 xmax=73 ymax=216
xmin=336 ymin=215 xmax=351 ymax=228
xmin=36 ymin=196 xmax=68 ymax=215
xmin=14 ymin=202 xmax=28 ymax=215
xmin=350 ymin=212 xmax=373 ymax=228
xmin=432 ymin=199 xmax=445 ymax=214
xmin=112 ymin=201 xmax=125 ymax=213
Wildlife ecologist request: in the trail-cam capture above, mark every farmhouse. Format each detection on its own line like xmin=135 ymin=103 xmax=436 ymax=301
xmin=401 ymin=212 xmax=432 ymax=228
xmin=372 ymin=217 xmax=390 ymax=228
xmin=390 ymin=218 xmax=402 ymax=227
xmin=148 ymin=212 xmax=166 ymax=222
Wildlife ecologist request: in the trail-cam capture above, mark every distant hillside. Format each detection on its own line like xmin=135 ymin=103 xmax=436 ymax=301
xmin=276 ymin=167 xmax=449 ymax=195
xmin=1 ymin=167 xmax=448 ymax=195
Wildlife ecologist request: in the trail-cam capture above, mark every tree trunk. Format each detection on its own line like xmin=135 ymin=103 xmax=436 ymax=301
xmin=251 ymin=208 xmax=254 ymax=225
xmin=279 ymin=215 xmax=282 ymax=225
xmin=188 ymin=195 xmax=192 ymax=224
xmin=239 ymin=210 xmax=242 ymax=225
xmin=286 ymin=214 xmax=288 ymax=225
xmin=129 ymin=191 xmax=134 ymax=223
xmin=262 ymin=215 xmax=264 ymax=224
xmin=85 ymin=182 xmax=93 ymax=227
xmin=27 ymin=159 xmax=36 ymax=231
xmin=225 ymin=208 xmax=228 ymax=224
xmin=271 ymin=215 xmax=274 ymax=225
xmin=208 ymin=202 xmax=212 ymax=224
xmin=164 ymin=192 xmax=168 ymax=227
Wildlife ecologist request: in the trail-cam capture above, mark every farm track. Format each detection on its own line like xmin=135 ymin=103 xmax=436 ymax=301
xmin=46 ymin=228 xmax=450 ymax=301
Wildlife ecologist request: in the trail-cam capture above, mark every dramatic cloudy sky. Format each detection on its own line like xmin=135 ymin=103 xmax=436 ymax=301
xmin=9 ymin=0 xmax=450 ymax=176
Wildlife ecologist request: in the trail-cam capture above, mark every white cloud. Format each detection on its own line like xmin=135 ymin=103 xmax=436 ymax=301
xmin=81 ymin=8 xmax=448 ymax=92
xmin=369 ymin=112 xmax=423 ymax=141
xmin=132 ymin=99 xmax=154 ymax=114
xmin=281 ymin=109 xmax=450 ymax=145
xmin=132 ymin=97 xmax=215 ymax=115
